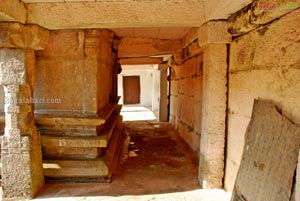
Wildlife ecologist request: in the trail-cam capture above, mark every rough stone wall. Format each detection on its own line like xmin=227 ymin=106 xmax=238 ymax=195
xmin=170 ymin=55 xmax=203 ymax=154
xmin=225 ymin=9 xmax=300 ymax=191
xmin=34 ymin=29 xmax=116 ymax=114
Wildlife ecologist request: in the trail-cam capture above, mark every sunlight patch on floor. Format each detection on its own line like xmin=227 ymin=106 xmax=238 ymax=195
xmin=33 ymin=189 xmax=231 ymax=201
xmin=121 ymin=105 xmax=157 ymax=121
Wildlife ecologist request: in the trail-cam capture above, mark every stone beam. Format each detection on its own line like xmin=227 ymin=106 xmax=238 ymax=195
xmin=118 ymin=38 xmax=182 ymax=58
xmin=119 ymin=57 xmax=163 ymax=65
xmin=0 ymin=0 xmax=26 ymax=23
xmin=228 ymin=0 xmax=300 ymax=36
xmin=26 ymin=1 xmax=205 ymax=30
xmin=0 ymin=23 xmax=49 ymax=50
xmin=204 ymin=0 xmax=252 ymax=20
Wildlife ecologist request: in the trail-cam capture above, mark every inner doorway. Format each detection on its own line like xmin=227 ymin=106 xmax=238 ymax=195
xmin=123 ymin=76 xmax=141 ymax=104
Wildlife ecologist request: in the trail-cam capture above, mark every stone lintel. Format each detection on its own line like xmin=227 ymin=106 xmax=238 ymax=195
xmin=198 ymin=20 xmax=231 ymax=47
xmin=0 ymin=23 xmax=49 ymax=50
xmin=118 ymin=38 xmax=182 ymax=58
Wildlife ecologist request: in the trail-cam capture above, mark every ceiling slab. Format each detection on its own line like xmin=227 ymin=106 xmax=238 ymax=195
xmin=26 ymin=1 xmax=206 ymax=30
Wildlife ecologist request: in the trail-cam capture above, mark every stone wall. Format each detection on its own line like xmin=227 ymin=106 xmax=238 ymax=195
xmin=34 ymin=29 xmax=116 ymax=114
xmin=170 ymin=55 xmax=203 ymax=154
xmin=225 ymin=9 xmax=300 ymax=191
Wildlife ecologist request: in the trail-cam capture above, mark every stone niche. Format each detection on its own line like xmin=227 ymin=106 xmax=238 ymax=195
xmin=33 ymin=29 xmax=123 ymax=181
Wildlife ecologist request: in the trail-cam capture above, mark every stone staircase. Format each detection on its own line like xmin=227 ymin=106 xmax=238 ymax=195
xmin=0 ymin=104 xmax=123 ymax=182
xmin=37 ymin=104 xmax=123 ymax=182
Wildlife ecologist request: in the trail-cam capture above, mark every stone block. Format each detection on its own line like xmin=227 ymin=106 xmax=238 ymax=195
xmin=183 ymin=57 xmax=197 ymax=77
xmin=230 ymin=10 xmax=300 ymax=72
xmin=180 ymin=96 xmax=194 ymax=125
xmin=43 ymin=158 xmax=108 ymax=178
xmin=0 ymin=0 xmax=26 ymax=23
xmin=178 ymin=122 xmax=200 ymax=153
xmin=0 ymin=48 xmax=26 ymax=85
xmin=198 ymin=21 xmax=231 ymax=47
xmin=34 ymin=58 xmax=84 ymax=111
xmin=0 ymin=23 xmax=49 ymax=50
xmin=37 ymin=30 xmax=84 ymax=57
xmin=193 ymin=76 xmax=203 ymax=101
xmin=170 ymin=80 xmax=178 ymax=96
xmin=193 ymin=100 xmax=202 ymax=134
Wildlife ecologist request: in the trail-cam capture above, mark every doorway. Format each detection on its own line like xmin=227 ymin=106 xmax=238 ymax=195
xmin=123 ymin=76 xmax=141 ymax=104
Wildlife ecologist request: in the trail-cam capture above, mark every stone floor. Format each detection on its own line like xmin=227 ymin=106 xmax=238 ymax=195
xmin=1 ymin=106 xmax=231 ymax=200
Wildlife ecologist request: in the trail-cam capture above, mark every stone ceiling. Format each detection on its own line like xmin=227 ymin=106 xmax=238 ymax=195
xmin=1 ymin=0 xmax=252 ymax=39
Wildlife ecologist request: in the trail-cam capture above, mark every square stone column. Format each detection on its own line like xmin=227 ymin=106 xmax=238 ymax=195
xmin=198 ymin=21 xmax=231 ymax=189
xmin=0 ymin=48 xmax=44 ymax=200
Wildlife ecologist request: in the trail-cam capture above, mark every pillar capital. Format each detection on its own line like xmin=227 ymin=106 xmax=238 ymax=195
xmin=0 ymin=23 xmax=49 ymax=50
xmin=198 ymin=20 xmax=231 ymax=47
xmin=0 ymin=48 xmax=26 ymax=86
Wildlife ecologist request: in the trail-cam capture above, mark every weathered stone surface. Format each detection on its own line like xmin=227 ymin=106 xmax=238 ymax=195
xmin=35 ymin=115 xmax=106 ymax=127
xmin=0 ymin=49 xmax=26 ymax=85
xmin=0 ymin=0 xmax=26 ymax=23
xmin=230 ymin=9 xmax=300 ymax=72
xmin=228 ymin=1 xmax=300 ymax=36
xmin=231 ymin=100 xmax=300 ymax=201
xmin=198 ymin=20 xmax=231 ymax=47
xmin=118 ymin=38 xmax=182 ymax=58
xmin=225 ymin=9 xmax=300 ymax=191
xmin=26 ymin=1 xmax=205 ymax=29
xmin=0 ymin=48 xmax=44 ymax=200
xmin=170 ymin=54 xmax=203 ymax=154
xmin=0 ymin=23 xmax=49 ymax=50
xmin=42 ymin=135 xmax=108 ymax=148
xmin=199 ymin=43 xmax=227 ymax=189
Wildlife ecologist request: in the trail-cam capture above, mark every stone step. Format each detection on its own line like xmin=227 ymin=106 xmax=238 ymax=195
xmin=101 ymin=114 xmax=119 ymax=145
xmin=43 ymin=158 xmax=108 ymax=178
xmin=37 ymin=125 xmax=99 ymax=137
xmin=42 ymin=135 xmax=108 ymax=148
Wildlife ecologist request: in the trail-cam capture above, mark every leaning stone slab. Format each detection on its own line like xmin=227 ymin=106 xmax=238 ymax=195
xmin=231 ymin=100 xmax=300 ymax=201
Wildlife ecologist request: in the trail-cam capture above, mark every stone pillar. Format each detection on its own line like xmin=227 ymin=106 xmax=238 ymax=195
xmin=158 ymin=64 xmax=168 ymax=122
xmin=152 ymin=66 xmax=160 ymax=118
xmin=0 ymin=48 xmax=44 ymax=200
xmin=198 ymin=21 xmax=231 ymax=189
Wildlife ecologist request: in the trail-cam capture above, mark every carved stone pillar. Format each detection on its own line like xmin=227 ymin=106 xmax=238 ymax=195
xmin=0 ymin=48 xmax=44 ymax=200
